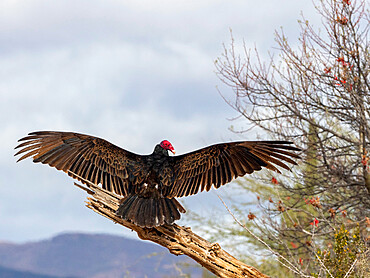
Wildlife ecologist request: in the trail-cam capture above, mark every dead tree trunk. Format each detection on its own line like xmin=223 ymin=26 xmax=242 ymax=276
xmin=74 ymin=180 xmax=269 ymax=278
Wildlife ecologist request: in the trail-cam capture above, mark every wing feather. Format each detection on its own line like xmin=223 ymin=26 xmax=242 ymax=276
xmin=167 ymin=141 xmax=300 ymax=197
xmin=15 ymin=131 xmax=147 ymax=196
xmin=221 ymin=155 xmax=232 ymax=183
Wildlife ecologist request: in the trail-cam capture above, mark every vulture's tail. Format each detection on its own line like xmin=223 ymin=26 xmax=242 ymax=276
xmin=116 ymin=194 xmax=186 ymax=228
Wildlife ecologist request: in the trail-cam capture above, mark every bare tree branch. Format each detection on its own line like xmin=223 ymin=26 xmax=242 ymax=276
xmin=74 ymin=180 xmax=269 ymax=278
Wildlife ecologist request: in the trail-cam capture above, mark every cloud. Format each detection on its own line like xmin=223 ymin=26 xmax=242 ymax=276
xmin=0 ymin=0 xmax=319 ymax=53
xmin=1 ymin=0 xmax=318 ymax=242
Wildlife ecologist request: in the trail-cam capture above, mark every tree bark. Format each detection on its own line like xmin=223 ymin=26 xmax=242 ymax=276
xmin=74 ymin=180 xmax=269 ymax=278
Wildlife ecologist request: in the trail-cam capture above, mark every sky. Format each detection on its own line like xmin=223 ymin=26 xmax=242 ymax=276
xmin=0 ymin=0 xmax=319 ymax=243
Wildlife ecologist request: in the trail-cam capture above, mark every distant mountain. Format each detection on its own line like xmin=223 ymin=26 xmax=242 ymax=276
xmin=0 ymin=233 xmax=204 ymax=278
xmin=0 ymin=265 xmax=71 ymax=278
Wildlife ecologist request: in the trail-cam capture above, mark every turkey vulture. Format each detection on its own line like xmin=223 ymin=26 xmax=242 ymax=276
xmin=15 ymin=131 xmax=300 ymax=228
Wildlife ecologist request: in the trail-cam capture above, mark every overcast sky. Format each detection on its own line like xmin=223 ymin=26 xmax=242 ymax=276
xmin=0 ymin=0 xmax=319 ymax=243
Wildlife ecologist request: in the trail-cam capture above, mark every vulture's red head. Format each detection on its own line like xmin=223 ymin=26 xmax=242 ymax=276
xmin=160 ymin=140 xmax=175 ymax=154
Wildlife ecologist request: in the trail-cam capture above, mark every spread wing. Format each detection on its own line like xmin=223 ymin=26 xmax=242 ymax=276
xmin=165 ymin=141 xmax=300 ymax=198
xmin=15 ymin=131 xmax=148 ymax=196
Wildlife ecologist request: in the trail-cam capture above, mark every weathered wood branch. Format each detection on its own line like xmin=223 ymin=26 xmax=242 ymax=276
xmin=74 ymin=181 xmax=269 ymax=278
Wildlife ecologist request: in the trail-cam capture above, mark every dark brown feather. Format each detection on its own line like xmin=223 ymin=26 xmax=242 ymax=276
xmin=15 ymin=131 xmax=147 ymax=196
xmin=167 ymin=141 xmax=300 ymax=198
